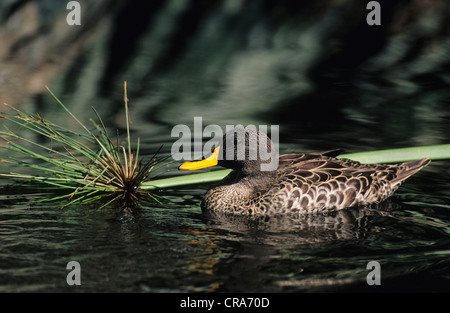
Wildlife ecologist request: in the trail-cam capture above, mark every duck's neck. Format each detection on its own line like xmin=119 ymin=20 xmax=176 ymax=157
xmin=239 ymin=171 xmax=277 ymax=194
xmin=202 ymin=170 xmax=277 ymax=215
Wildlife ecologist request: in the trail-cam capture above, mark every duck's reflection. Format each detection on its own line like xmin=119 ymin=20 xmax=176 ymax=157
xmin=203 ymin=200 xmax=399 ymax=243
xmin=194 ymin=201 xmax=400 ymax=291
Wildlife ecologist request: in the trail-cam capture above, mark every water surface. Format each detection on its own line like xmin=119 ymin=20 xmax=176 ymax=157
xmin=1 ymin=151 xmax=450 ymax=292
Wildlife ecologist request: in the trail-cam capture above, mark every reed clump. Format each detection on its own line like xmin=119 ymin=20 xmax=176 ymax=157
xmin=0 ymin=82 xmax=166 ymax=208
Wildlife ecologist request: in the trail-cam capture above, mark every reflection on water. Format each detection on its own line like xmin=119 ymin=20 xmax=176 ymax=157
xmin=1 ymin=179 xmax=450 ymax=292
xmin=204 ymin=202 xmax=397 ymax=240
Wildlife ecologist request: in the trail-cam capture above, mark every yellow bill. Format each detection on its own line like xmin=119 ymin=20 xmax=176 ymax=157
xmin=179 ymin=146 xmax=220 ymax=170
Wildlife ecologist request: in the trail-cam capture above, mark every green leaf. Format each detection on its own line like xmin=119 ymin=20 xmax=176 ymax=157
xmin=142 ymin=144 xmax=450 ymax=190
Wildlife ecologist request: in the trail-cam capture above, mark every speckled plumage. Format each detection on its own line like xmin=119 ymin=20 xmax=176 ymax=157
xmin=179 ymin=127 xmax=430 ymax=216
xmin=201 ymin=150 xmax=430 ymax=215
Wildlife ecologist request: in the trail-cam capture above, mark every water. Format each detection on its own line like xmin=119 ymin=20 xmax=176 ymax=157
xmin=1 ymin=0 xmax=450 ymax=293
xmin=1 ymin=155 xmax=450 ymax=292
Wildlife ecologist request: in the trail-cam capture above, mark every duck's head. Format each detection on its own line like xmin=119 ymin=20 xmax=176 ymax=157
xmin=179 ymin=126 xmax=279 ymax=175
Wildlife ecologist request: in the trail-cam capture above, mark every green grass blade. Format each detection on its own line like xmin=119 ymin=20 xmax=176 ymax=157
xmin=141 ymin=169 xmax=231 ymax=190
xmin=339 ymin=144 xmax=450 ymax=164
xmin=45 ymin=86 xmax=93 ymax=136
xmin=142 ymin=144 xmax=450 ymax=190
xmin=123 ymin=81 xmax=132 ymax=163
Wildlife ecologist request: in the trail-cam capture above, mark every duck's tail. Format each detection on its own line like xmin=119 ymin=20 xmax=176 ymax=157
xmin=391 ymin=158 xmax=430 ymax=187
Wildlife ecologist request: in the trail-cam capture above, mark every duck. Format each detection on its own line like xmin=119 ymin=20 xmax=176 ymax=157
xmin=179 ymin=126 xmax=430 ymax=216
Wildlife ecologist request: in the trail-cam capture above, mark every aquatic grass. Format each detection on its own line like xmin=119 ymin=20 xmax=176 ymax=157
xmin=0 ymin=82 xmax=167 ymax=208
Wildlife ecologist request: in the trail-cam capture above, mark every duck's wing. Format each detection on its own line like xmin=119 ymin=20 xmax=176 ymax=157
xmin=280 ymin=151 xmax=429 ymax=185
xmin=277 ymin=152 xmax=430 ymax=210
xmin=278 ymin=149 xmax=343 ymax=167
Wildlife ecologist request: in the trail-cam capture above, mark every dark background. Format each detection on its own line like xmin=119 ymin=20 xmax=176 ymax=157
xmin=1 ymin=0 xmax=449 ymax=152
